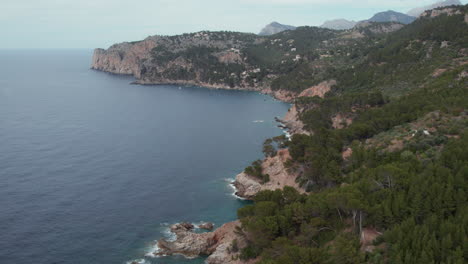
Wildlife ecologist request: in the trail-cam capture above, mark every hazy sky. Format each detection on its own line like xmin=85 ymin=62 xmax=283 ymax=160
xmin=1 ymin=0 xmax=467 ymax=49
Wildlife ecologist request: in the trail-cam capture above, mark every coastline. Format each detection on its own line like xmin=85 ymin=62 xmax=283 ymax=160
xmin=90 ymin=67 xmax=296 ymax=103
xmin=133 ymin=79 xmax=296 ymax=103
xmin=91 ymin=66 xmax=304 ymax=264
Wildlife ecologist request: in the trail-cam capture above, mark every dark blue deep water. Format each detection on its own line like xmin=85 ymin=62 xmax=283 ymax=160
xmin=0 ymin=50 xmax=289 ymax=264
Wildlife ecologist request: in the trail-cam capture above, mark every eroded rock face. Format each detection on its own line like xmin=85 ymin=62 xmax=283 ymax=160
xmin=360 ymin=228 xmax=383 ymax=253
xmin=342 ymin=147 xmax=353 ymax=161
xmin=299 ymin=80 xmax=336 ymax=98
xmin=234 ymin=149 xmax=305 ymax=199
xmin=156 ymin=221 xmax=248 ymax=264
xmin=280 ymin=105 xmax=311 ymax=136
xmin=420 ymin=7 xmax=462 ymax=18
xmin=91 ymin=39 xmax=157 ymax=77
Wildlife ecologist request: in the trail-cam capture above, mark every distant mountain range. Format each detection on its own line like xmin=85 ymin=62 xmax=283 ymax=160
xmin=407 ymin=0 xmax=462 ymax=17
xmin=262 ymin=0 xmax=462 ymax=34
xmin=258 ymin=22 xmax=296 ymax=36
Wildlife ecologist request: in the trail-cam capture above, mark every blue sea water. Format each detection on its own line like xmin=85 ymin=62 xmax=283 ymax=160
xmin=0 ymin=50 xmax=290 ymax=264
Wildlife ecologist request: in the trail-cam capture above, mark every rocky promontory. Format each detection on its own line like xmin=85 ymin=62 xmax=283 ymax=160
xmin=234 ymin=149 xmax=305 ymax=199
xmin=155 ymin=221 xmax=249 ymax=264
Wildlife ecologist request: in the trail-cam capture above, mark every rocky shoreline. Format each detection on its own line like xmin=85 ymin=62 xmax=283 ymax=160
xmin=153 ymin=221 xmax=248 ymax=264
xmin=233 ymin=149 xmax=305 ymax=200
xmin=92 ymin=49 xmax=311 ymax=263
xmin=150 ymin=147 xmax=306 ymax=263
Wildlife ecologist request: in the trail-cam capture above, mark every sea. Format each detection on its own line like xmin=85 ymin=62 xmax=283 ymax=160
xmin=0 ymin=50 xmax=290 ymax=264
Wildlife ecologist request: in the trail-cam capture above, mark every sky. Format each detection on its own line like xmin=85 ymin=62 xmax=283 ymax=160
xmin=1 ymin=0 xmax=467 ymax=49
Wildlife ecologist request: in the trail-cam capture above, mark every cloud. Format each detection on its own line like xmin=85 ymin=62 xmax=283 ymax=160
xmin=239 ymin=0 xmax=436 ymax=8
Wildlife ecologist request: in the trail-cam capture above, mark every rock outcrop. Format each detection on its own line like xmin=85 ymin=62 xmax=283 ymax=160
xmin=420 ymin=7 xmax=463 ymax=18
xmin=354 ymin=21 xmax=405 ymax=34
xmin=407 ymin=0 xmax=461 ymax=17
xmin=299 ymin=80 xmax=336 ymax=98
xmin=280 ymin=105 xmax=310 ymax=136
xmin=156 ymin=221 xmax=248 ymax=264
xmin=92 ymin=39 xmax=157 ymax=77
xmin=234 ymin=149 xmax=305 ymax=199
xmin=360 ymin=227 xmax=383 ymax=253
xmin=199 ymin=222 xmax=214 ymax=231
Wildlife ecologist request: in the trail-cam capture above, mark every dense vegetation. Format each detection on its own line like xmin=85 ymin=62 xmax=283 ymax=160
xmin=235 ymin=5 xmax=468 ymax=264
xmin=238 ymin=133 xmax=467 ymax=263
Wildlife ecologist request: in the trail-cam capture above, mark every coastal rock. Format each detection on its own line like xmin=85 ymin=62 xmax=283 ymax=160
xmin=234 ymin=149 xmax=305 ymax=199
xmin=156 ymin=221 xmax=248 ymax=264
xmin=177 ymin=222 xmax=195 ymax=231
xmin=199 ymin=222 xmax=214 ymax=230
xmin=280 ymin=105 xmax=311 ymax=136
xmin=157 ymin=223 xmax=215 ymax=257
xmin=234 ymin=172 xmax=262 ymax=199
xmin=91 ymin=39 xmax=157 ymax=77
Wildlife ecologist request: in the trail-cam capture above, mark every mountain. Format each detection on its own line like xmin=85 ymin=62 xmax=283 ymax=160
xmin=367 ymin=10 xmax=416 ymax=24
xmin=320 ymin=19 xmax=357 ymax=30
xmin=258 ymin=22 xmax=296 ymax=36
xmin=407 ymin=0 xmax=462 ymax=17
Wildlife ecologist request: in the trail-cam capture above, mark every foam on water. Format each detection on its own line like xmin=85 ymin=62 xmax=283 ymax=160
xmin=144 ymin=242 xmax=162 ymax=258
xmin=225 ymin=177 xmax=247 ymax=200
xmin=126 ymin=258 xmax=150 ymax=264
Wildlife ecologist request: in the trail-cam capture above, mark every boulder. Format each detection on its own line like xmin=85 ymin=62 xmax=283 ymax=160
xmin=199 ymin=222 xmax=214 ymax=231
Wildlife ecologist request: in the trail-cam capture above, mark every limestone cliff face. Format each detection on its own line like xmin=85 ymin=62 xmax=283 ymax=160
xmin=91 ymin=39 xmax=157 ymax=77
xmin=234 ymin=149 xmax=305 ymax=199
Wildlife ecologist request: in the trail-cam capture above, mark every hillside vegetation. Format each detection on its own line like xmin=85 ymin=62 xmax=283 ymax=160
xmin=235 ymin=5 xmax=468 ymax=264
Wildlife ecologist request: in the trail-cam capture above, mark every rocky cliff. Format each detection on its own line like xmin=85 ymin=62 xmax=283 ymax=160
xmin=91 ymin=24 xmax=399 ymax=102
xmin=234 ymin=149 xmax=305 ymax=199
xmin=155 ymin=221 xmax=250 ymax=264
xmin=92 ymin=38 xmax=158 ymax=77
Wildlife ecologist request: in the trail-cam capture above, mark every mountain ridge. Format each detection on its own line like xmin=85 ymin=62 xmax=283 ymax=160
xmin=258 ymin=22 xmax=296 ymax=36
xmin=407 ymin=0 xmax=462 ymax=16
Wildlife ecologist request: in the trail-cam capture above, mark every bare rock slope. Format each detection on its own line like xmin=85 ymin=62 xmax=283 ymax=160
xmin=234 ymin=149 xmax=305 ymax=199
xmin=156 ymin=221 xmax=248 ymax=264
